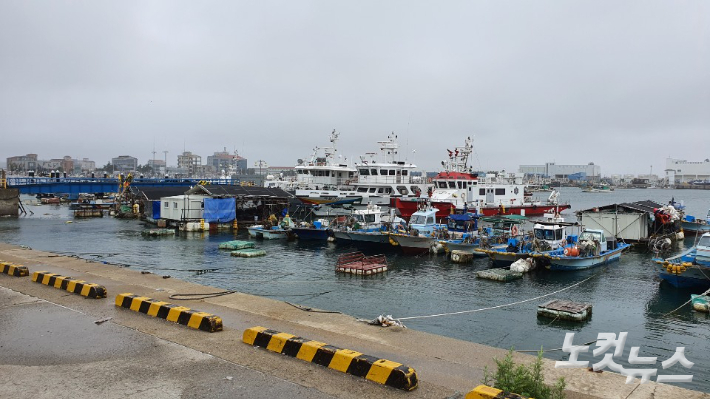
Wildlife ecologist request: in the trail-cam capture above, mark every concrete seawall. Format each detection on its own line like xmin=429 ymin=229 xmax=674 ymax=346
xmin=0 ymin=242 xmax=707 ymax=399
xmin=0 ymin=188 xmax=19 ymax=217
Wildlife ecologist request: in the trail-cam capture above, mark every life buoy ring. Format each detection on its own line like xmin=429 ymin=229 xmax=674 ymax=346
xmin=511 ymin=225 xmax=519 ymax=236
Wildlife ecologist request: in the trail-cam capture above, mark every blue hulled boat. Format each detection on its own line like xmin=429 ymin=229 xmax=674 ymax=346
xmin=653 ymin=233 xmax=710 ymax=289
xmin=542 ymin=229 xmax=630 ymax=271
xmin=681 ymin=210 xmax=710 ymax=235
xmin=291 ymin=219 xmax=332 ymax=240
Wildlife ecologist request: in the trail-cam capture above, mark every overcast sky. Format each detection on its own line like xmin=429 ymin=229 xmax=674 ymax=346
xmin=1 ymin=1 xmax=708 ymax=175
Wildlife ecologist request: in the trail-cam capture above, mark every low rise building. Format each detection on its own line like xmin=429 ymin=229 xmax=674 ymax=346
xmin=665 ymin=158 xmax=710 ymax=184
xmin=519 ymin=162 xmax=601 ymax=181
xmin=112 ymin=155 xmax=138 ymax=172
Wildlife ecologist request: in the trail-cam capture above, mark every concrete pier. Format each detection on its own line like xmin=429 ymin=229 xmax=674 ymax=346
xmin=1 ymin=243 xmax=708 ymax=399
xmin=0 ymin=188 xmax=19 ymax=217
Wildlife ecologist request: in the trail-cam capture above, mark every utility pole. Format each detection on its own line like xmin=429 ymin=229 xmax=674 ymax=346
xmin=152 ymin=148 xmax=157 ymax=177
xmin=163 ymin=150 xmax=169 ymax=177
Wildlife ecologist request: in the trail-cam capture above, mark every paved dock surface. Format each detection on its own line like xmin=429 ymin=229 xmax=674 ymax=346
xmin=1 ymin=243 xmax=708 ymax=399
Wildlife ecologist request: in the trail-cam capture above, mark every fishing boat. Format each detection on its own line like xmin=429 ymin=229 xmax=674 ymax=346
xmin=303 ymin=133 xmax=430 ymax=216
xmin=389 ymin=205 xmax=447 ymax=255
xmin=653 ymin=233 xmax=710 ymax=289
xmin=581 ymin=185 xmax=613 ymax=193
xmin=69 ymin=193 xmax=116 ymax=210
xmin=261 ymin=226 xmax=289 ymax=240
xmin=681 ymin=210 xmax=710 ymax=235
xmin=476 ymin=215 xmax=575 ymax=266
xmin=443 ymin=214 xmax=514 ymax=257
xmin=331 ymin=204 xmax=396 ymax=244
xmin=542 ymin=229 xmax=630 ymax=270
xmin=247 ymin=225 xmax=265 ymax=238
xmin=392 ymin=137 xmax=570 ymax=219
xmin=291 ymin=219 xmax=332 ymax=240
xmin=268 ymin=129 xmax=359 ymax=204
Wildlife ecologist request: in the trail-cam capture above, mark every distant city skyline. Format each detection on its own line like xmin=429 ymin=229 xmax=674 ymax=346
xmin=1 ymin=2 xmax=707 ymax=175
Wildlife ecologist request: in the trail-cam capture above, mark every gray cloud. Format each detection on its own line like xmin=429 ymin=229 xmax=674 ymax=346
xmin=1 ymin=1 xmax=708 ymax=175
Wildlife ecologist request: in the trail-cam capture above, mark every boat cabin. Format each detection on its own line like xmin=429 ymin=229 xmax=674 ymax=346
xmin=578 ymin=229 xmax=608 ymax=252
xmin=533 ymin=220 xmax=576 ymax=250
xmin=408 ymin=207 xmax=442 ymax=235
xmin=345 ymin=204 xmax=384 ymax=230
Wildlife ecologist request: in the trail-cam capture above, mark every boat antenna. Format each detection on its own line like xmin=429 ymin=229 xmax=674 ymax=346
xmin=470 ymin=135 xmax=483 ymax=171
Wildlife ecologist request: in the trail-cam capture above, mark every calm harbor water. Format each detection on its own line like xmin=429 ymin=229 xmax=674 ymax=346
xmin=2 ymin=187 xmax=709 ymax=392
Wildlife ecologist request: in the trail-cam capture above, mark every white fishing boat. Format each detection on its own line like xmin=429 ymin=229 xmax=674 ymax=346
xmin=304 ymin=133 xmax=430 ymax=216
xmin=247 ymin=225 xmax=265 ymax=238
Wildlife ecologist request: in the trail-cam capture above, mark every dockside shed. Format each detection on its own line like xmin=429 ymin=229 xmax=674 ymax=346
xmin=576 ymin=200 xmax=665 ymax=242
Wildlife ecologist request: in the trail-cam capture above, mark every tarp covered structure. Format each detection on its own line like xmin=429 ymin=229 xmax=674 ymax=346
xmin=203 ymin=198 xmax=236 ymax=223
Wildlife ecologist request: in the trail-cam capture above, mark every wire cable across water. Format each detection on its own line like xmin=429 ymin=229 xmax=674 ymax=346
xmin=396 ymin=271 xmax=602 ymax=321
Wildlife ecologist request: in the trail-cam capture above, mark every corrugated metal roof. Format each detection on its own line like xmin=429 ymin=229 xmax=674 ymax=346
xmin=130 ymin=186 xmax=189 ymax=200
xmin=186 ymin=185 xmax=292 ymax=198
xmin=577 ymin=200 xmax=665 ymax=214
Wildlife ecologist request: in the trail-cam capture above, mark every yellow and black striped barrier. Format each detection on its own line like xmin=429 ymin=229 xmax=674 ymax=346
xmin=243 ymin=326 xmax=418 ymax=391
xmin=32 ymin=271 xmax=107 ymax=298
xmin=1 ymin=261 xmax=29 ymax=277
xmin=115 ymin=293 xmax=223 ymax=333
xmin=465 ymin=385 xmax=529 ymax=399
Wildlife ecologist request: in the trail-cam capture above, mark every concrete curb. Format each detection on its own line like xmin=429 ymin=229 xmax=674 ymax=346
xmin=464 ymin=385 xmax=528 ymax=399
xmin=115 ymin=293 xmax=223 ymax=332
xmin=32 ymin=271 xmax=107 ymax=298
xmin=242 ymin=326 xmax=418 ymax=391
xmin=1 ymin=261 xmax=29 ymax=277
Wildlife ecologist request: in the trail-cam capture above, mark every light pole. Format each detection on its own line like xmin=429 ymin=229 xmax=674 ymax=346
xmin=163 ymin=150 xmax=168 ymax=177
xmin=255 ymin=160 xmax=267 ymax=175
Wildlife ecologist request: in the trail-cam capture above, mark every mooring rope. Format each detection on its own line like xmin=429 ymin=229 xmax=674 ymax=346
xmin=397 ymin=271 xmax=602 ymax=321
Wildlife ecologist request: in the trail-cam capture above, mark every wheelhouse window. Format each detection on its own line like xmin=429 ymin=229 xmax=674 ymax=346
xmin=438 ymin=181 xmax=447 ymax=188
xmin=448 ymin=181 xmax=456 ymax=188
xmin=359 ymin=169 xmax=370 ymax=175
xmin=495 ymin=188 xmax=505 ymax=195
xmin=397 ymin=186 xmax=408 ymax=195
xmin=410 ymin=215 xmax=426 ymax=224
xmin=389 ymin=170 xmax=395 ymax=175
xmin=479 ymin=188 xmax=485 ymax=195
xmin=402 ymin=170 xmax=408 ymax=176
xmin=357 ymin=187 xmax=368 ymax=192
xmin=371 ymin=169 xmax=378 ymax=175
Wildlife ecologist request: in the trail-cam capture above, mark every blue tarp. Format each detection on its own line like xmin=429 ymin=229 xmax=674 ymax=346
xmin=152 ymin=201 xmax=161 ymax=219
xmin=448 ymin=213 xmax=480 ymax=221
xmin=203 ymin=198 xmax=236 ymax=223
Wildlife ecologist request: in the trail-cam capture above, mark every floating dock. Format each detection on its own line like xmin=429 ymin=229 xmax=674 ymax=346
xmin=335 ymin=252 xmax=388 ymax=275
xmin=691 ymin=294 xmax=709 ymax=313
xmin=219 ymin=240 xmax=256 ymax=250
xmin=141 ymin=228 xmax=175 ymax=237
xmin=73 ymin=209 xmax=104 ymax=218
xmin=537 ymin=299 xmax=592 ymax=321
xmin=231 ymin=249 xmax=266 ymax=257
xmin=475 ymin=268 xmax=523 ymax=282
xmin=450 ymin=250 xmax=474 ymax=263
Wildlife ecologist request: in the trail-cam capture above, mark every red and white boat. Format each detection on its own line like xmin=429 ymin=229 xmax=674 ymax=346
xmin=392 ymin=137 xmax=570 ymax=219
